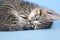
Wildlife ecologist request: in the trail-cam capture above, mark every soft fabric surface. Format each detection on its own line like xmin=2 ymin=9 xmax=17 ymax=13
xmin=0 ymin=0 xmax=60 ymax=40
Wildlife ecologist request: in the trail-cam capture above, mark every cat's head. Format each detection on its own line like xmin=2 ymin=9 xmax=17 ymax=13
xmin=32 ymin=8 xmax=60 ymax=23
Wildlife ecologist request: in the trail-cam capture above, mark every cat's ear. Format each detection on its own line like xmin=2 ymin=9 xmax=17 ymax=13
xmin=46 ymin=10 xmax=60 ymax=22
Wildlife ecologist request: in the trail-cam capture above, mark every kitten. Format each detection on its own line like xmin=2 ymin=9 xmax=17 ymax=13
xmin=0 ymin=0 xmax=60 ymax=31
xmin=27 ymin=8 xmax=60 ymax=29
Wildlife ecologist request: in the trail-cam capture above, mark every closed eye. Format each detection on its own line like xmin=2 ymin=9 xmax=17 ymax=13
xmin=20 ymin=15 xmax=27 ymax=19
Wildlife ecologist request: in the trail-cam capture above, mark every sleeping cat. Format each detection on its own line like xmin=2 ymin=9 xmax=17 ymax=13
xmin=0 ymin=0 xmax=60 ymax=31
xmin=27 ymin=8 xmax=60 ymax=30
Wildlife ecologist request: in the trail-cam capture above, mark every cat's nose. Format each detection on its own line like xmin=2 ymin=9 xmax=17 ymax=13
xmin=28 ymin=20 xmax=33 ymax=25
xmin=27 ymin=21 xmax=30 ymax=25
xmin=28 ymin=20 xmax=31 ymax=24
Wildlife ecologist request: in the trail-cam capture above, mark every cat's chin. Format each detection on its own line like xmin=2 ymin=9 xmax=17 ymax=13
xmin=22 ymin=22 xmax=53 ymax=30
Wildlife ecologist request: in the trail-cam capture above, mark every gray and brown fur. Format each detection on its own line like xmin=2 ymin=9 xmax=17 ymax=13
xmin=0 ymin=0 xmax=60 ymax=31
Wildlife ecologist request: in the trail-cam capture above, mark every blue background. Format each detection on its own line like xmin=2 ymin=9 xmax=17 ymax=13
xmin=0 ymin=0 xmax=60 ymax=40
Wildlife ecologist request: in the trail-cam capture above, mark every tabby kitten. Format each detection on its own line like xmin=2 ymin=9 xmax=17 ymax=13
xmin=0 ymin=0 xmax=60 ymax=31
xmin=27 ymin=8 xmax=60 ymax=30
